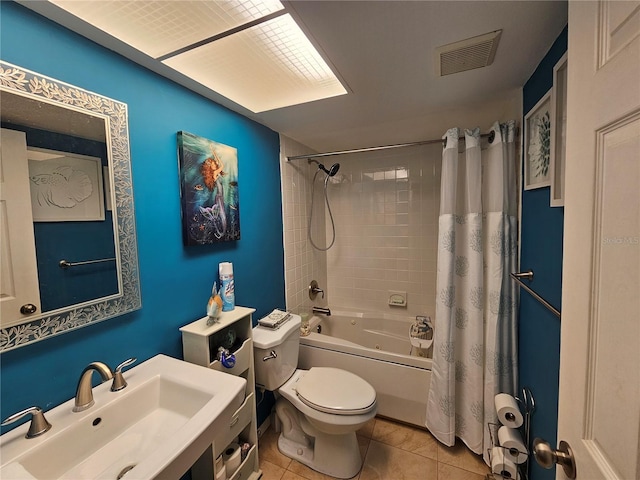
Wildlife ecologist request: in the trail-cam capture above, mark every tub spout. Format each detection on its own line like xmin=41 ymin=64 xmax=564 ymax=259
xmin=312 ymin=306 xmax=331 ymax=316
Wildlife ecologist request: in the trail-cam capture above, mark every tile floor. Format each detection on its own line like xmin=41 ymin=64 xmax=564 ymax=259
xmin=258 ymin=416 xmax=490 ymax=480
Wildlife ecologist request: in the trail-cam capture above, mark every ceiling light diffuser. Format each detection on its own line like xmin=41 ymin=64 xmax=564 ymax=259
xmin=46 ymin=1 xmax=347 ymax=112
xmin=49 ymin=0 xmax=285 ymax=59
xmin=163 ymin=13 xmax=347 ymax=112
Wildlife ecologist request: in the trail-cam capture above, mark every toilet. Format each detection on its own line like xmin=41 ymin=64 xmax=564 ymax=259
xmin=253 ymin=314 xmax=377 ymax=479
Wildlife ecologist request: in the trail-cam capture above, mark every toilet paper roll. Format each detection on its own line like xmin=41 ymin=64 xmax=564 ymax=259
xmin=491 ymin=446 xmax=520 ymax=479
xmin=498 ymin=426 xmax=528 ymax=464
xmin=214 ymin=463 xmax=226 ymax=480
xmin=223 ymin=442 xmax=241 ymax=477
xmin=214 ymin=454 xmax=225 ymax=473
xmin=495 ymin=393 xmax=523 ymax=428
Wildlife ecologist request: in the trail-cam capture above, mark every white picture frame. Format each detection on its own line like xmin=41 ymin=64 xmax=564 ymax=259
xmin=550 ymin=53 xmax=568 ymax=206
xmin=524 ymin=89 xmax=552 ymax=190
xmin=27 ymin=147 xmax=105 ymax=222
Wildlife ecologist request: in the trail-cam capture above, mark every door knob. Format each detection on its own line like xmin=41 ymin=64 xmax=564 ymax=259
xmin=20 ymin=304 xmax=37 ymax=315
xmin=533 ymin=438 xmax=576 ymax=479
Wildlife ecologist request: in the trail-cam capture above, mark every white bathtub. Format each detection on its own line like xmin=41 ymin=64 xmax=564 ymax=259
xmin=298 ymin=310 xmax=431 ymax=428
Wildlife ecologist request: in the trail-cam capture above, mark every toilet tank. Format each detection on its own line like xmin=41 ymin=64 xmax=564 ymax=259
xmin=253 ymin=314 xmax=301 ymax=391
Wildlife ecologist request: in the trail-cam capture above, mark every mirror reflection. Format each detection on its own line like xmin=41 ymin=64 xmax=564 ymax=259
xmin=1 ymin=94 xmax=119 ymax=320
xmin=0 ymin=61 xmax=140 ymax=351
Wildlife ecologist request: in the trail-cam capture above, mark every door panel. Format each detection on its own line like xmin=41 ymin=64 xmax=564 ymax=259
xmin=0 ymin=128 xmax=41 ymax=327
xmin=559 ymin=1 xmax=640 ymax=479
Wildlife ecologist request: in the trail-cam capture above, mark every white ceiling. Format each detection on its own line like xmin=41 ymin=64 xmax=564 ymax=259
xmin=22 ymin=1 xmax=568 ymax=152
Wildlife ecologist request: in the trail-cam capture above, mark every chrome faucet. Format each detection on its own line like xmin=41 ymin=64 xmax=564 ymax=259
xmin=73 ymin=362 xmax=113 ymax=412
xmin=312 ymin=306 xmax=331 ymax=316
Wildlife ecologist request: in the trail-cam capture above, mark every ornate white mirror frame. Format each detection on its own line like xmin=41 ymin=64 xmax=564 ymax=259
xmin=0 ymin=61 xmax=141 ymax=352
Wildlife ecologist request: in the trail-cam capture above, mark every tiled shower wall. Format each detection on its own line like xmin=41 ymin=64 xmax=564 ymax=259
xmin=325 ymin=145 xmax=442 ymax=318
xmin=280 ymin=135 xmax=443 ymax=319
xmin=279 ymin=136 xmax=328 ymax=314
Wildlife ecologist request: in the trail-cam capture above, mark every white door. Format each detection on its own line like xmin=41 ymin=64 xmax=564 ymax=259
xmin=0 ymin=128 xmax=41 ymax=327
xmin=557 ymin=1 xmax=640 ymax=479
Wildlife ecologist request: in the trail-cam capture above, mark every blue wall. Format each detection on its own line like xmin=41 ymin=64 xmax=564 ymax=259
xmin=519 ymin=25 xmax=567 ymax=480
xmin=0 ymin=2 xmax=285 ymax=430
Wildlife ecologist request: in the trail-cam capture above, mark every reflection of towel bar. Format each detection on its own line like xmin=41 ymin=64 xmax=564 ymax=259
xmin=59 ymin=258 xmax=116 ymax=269
xmin=510 ymin=270 xmax=561 ymax=319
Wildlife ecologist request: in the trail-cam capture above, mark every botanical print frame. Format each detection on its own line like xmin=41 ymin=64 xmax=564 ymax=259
xmin=177 ymin=131 xmax=240 ymax=245
xmin=524 ymin=89 xmax=552 ymax=190
xmin=28 ymin=147 xmax=105 ymax=222
xmin=550 ymin=53 xmax=568 ymax=207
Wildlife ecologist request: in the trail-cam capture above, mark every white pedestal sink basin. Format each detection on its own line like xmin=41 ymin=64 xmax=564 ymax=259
xmin=0 ymin=354 xmax=246 ymax=479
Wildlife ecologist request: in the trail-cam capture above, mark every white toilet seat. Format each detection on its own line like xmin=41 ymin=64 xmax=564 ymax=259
xmin=295 ymin=367 xmax=376 ymax=415
xmin=278 ymin=369 xmax=377 ymax=429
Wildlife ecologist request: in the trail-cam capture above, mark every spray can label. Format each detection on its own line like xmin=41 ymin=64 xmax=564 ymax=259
xmin=220 ymin=275 xmax=235 ymax=311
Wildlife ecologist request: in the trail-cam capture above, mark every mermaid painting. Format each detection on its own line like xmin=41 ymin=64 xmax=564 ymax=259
xmin=177 ymin=131 xmax=240 ymax=245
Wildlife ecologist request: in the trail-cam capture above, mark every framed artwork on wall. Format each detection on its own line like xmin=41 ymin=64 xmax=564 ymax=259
xmin=524 ymin=89 xmax=552 ymax=190
xmin=28 ymin=148 xmax=105 ymax=222
xmin=177 ymin=131 xmax=241 ymax=245
xmin=550 ymin=53 xmax=568 ymax=207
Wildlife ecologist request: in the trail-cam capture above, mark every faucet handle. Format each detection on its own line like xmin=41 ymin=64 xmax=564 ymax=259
xmin=111 ymin=357 xmax=137 ymax=392
xmin=308 ymin=280 xmax=325 ymax=300
xmin=1 ymin=406 xmax=52 ymax=439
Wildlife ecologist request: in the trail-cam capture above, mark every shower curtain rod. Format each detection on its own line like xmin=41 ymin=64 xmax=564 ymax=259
xmin=286 ymin=130 xmax=497 ymax=161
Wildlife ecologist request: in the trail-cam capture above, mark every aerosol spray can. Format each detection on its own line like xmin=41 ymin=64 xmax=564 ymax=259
xmin=219 ymin=262 xmax=235 ymax=311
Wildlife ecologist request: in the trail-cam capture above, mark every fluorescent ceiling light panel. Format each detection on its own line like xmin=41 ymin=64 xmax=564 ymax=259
xmin=49 ymin=0 xmax=285 ymax=59
xmin=163 ymin=13 xmax=347 ymax=112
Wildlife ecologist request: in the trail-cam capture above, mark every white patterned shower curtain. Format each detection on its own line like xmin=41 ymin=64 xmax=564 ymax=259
xmin=425 ymin=121 xmax=518 ymax=464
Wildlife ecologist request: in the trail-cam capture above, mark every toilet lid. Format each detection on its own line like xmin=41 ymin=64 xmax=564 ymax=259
xmin=295 ymin=367 xmax=376 ymax=415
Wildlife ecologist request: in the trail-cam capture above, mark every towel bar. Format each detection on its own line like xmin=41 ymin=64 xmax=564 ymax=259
xmin=510 ymin=270 xmax=561 ymax=319
xmin=59 ymin=258 xmax=116 ymax=269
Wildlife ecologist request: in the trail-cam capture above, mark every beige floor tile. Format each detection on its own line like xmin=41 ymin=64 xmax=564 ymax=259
xmin=260 ymin=459 xmax=286 ymax=480
xmin=286 ymin=460 xmax=339 ymax=480
xmin=282 ymin=471 xmax=309 ymax=480
xmin=371 ymin=417 xmax=438 ymax=460
xmin=259 ymin=429 xmax=292 ymax=469
xmin=438 ymin=463 xmax=487 ymax=480
xmin=359 ymin=440 xmax=437 ymax=480
xmin=437 ymin=441 xmax=489 ymax=476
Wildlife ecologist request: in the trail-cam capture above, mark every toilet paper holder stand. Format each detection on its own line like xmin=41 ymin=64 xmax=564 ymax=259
xmin=486 ymin=387 xmax=535 ymax=480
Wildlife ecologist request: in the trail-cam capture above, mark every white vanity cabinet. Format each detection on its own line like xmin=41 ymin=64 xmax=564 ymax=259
xmin=180 ymin=306 xmax=261 ymax=480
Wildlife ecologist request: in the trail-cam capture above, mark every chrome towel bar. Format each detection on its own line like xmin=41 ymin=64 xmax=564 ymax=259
xmin=510 ymin=270 xmax=561 ymax=319
xmin=59 ymin=258 xmax=116 ymax=269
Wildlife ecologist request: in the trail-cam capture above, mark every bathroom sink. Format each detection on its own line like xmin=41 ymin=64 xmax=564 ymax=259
xmin=0 ymin=354 xmax=246 ymax=480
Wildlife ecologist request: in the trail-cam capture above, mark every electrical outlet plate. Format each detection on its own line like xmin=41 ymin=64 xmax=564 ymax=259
xmin=388 ymin=291 xmax=407 ymax=307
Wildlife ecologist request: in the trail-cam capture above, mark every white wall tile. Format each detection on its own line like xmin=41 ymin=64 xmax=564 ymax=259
xmin=281 ymin=137 xmax=446 ymax=319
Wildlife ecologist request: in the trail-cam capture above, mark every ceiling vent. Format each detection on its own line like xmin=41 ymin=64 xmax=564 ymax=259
xmin=436 ymin=30 xmax=502 ymax=76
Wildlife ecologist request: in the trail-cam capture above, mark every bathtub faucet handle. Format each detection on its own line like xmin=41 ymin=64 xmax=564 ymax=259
xmin=308 ymin=280 xmax=324 ymax=300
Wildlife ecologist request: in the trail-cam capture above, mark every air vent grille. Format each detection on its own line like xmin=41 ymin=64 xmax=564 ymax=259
xmin=437 ymin=30 xmax=502 ymax=76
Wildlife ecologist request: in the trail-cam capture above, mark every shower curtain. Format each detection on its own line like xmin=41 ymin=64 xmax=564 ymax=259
xmin=425 ymin=121 xmax=518 ymax=464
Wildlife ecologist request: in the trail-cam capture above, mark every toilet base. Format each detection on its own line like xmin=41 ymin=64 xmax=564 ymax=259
xmin=275 ymin=397 xmax=363 ymax=479
xmin=277 ymin=430 xmax=362 ymax=479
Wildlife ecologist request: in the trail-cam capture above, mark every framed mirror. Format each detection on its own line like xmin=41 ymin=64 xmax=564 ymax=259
xmin=0 ymin=61 xmax=141 ymax=352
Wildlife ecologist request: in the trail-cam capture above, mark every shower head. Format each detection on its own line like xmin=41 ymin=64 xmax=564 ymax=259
xmin=319 ymin=162 xmax=340 ymax=177
xmin=309 ymin=159 xmax=340 ymax=177
xmin=327 ymin=163 xmax=340 ymax=176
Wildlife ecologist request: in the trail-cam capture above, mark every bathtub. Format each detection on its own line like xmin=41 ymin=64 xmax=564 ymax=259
xmin=297 ymin=310 xmax=431 ymax=428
